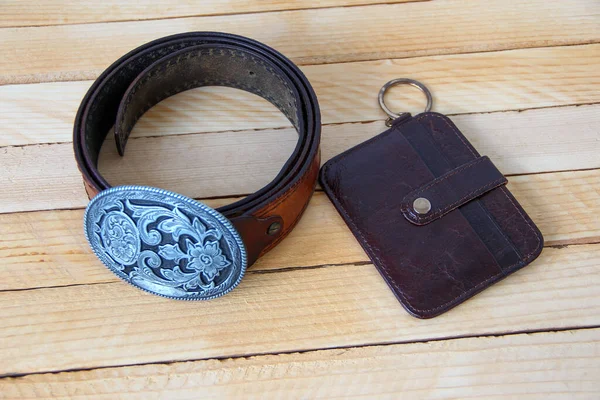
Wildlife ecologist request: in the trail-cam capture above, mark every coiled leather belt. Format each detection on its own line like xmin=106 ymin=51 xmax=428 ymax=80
xmin=73 ymin=32 xmax=321 ymax=299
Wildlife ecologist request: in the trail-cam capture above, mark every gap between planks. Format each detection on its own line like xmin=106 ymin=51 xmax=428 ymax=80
xmin=1 ymin=167 xmax=599 ymax=292
xmin=1 ymin=0 xmax=599 ymax=84
xmin=0 ymin=329 xmax=598 ymax=398
xmin=1 ymin=324 xmax=599 ymax=379
xmin=1 ymin=43 xmax=599 ymax=147
xmin=0 ymin=103 xmax=599 ymax=214
xmin=1 ymin=242 xmax=599 ymax=376
xmin=0 ymin=0 xmax=426 ymax=28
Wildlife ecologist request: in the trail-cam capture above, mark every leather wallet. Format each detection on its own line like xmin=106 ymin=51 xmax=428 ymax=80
xmin=320 ymin=112 xmax=544 ymax=318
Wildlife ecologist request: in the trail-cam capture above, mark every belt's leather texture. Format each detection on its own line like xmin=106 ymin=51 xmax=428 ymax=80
xmin=74 ymin=32 xmax=321 ymax=267
xmin=320 ymin=112 xmax=543 ymax=319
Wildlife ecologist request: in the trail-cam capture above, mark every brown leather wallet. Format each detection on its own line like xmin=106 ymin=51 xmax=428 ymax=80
xmin=74 ymin=33 xmax=320 ymax=299
xmin=320 ymin=112 xmax=543 ymax=318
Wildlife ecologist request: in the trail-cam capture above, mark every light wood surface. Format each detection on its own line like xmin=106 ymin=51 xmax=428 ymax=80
xmin=3 ymin=45 xmax=600 ymax=147
xmin=1 ymin=169 xmax=599 ymax=292
xmin=2 ymin=329 xmax=599 ymax=399
xmin=1 ymin=0 xmax=599 ymax=398
xmin=2 ymin=242 xmax=600 ymax=375
xmin=0 ymin=0 xmax=422 ymax=27
xmin=2 ymin=0 xmax=598 ymax=84
xmin=2 ymin=104 xmax=599 ymax=213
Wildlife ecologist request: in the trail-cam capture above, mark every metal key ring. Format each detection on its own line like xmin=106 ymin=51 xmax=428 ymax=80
xmin=378 ymin=78 xmax=433 ymax=126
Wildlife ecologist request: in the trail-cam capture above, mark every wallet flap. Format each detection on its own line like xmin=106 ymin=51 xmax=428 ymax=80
xmin=401 ymin=156 xmax=507 ymax=225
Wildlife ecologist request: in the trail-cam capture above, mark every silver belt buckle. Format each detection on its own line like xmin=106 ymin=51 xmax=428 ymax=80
xmin=84 ymin=185 xmax=247 ymax=300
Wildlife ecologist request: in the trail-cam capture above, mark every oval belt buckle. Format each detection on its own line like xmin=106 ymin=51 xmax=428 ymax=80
xmin=378 ymin=78 xmax=433 ymax=127
xmin=84 ymin=186 xmax=247 ymax=300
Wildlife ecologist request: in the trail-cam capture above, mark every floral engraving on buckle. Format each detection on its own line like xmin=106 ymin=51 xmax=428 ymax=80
xmin=84 ymin=186 xmax=247 ymax=300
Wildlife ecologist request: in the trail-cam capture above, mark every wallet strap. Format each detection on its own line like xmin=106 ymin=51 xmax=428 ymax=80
xmin=401 ymin=156 xmax=507 ymax=225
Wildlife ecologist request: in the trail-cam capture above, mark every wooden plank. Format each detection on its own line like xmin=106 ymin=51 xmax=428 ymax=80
xmin=1 ymin=0 xmax=599 ymax=84
xmin=0 ymin=0 xmax=420 ymax=27
xmin=0 ymin=81 xmax=122 ymax=147
xmin=0 ymin=142 xmax=89 ymax=213
xmin=2 ymin=44 xmax=600 ymax=147
xmin=2 ymin=329 xmax=599 ymax=399
xmin=1 ymin=103 xmax=599 ymax=214
xmin=0 ymin=168 xmax=598 ymax=292
xmin=1 ymin=243 xmax=599 ymax=375
xmin=0 ymin=84 xmax=291 ymax=147
xmin=507 ymin=170 xmax=600 ymax=247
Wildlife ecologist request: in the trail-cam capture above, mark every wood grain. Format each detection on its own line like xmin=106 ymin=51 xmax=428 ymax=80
xmin=2 ymin=329 xmax=599 ymax=399
xmin=508 ymin=170 xmax=600 ymax=247
xmin=2 ymin=44 xmax=599 ymax=147
xmin=1 ymin=168 xmax=599 ymax=292
xmin=1 ymin=103 xmax=599 ymax=214
xmin=1 ymin=0 xmax=599 ymax=84
xmin=0 ymin=0 xmax=421 ymax=27
xmin=1 ymin=243 xmax=599 ymax=375
xmin=1 ymin=0 xmax=599 ymax=391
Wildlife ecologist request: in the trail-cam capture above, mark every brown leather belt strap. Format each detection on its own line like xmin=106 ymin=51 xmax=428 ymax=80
xmin=74 ymin=32 xmax=321 ymax=267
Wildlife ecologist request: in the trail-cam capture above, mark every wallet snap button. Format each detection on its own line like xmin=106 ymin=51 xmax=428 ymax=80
xmin=413 ymin=197 xmax=432 ymax=214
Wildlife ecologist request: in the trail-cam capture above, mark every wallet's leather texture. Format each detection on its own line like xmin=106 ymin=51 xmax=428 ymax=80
xmin=320 ymin=112 xmax=543 ymax=318
xmin=73 ymin=32 xmax=321 ymax=267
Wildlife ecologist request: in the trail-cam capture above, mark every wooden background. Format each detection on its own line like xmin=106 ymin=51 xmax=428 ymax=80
xmin=1 ymin=0 xmax=599 ymax=398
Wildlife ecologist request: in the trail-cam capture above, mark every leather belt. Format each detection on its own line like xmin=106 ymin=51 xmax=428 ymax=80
xmin=73 ymin=32 xmax=321 ymax=299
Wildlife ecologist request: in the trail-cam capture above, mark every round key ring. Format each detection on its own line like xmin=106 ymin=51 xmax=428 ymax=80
xmin=378 ymin=78 xmax=433 ymax=126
